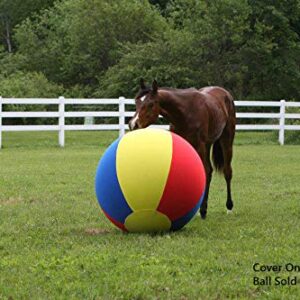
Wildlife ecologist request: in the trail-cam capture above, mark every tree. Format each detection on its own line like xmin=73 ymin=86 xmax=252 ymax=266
xmin=0 ymin=71 xmax=63 ymax=98
xmin=242 ymin=0 xmax=300 ymax=99
xmin=97 ymin=0 xmax=300 ymax=101
xmin=180 ymin=0 xmax=300 ymax=99
xmin=12 ymin=0 xmax=167 ymax=95
xmin=0 ymin=71 xmax=64 ymax=125
xmin=98 ymin=0 xmax=252 ymax=98
xmin=0 ymin=0 xmax=55 ymax=52
xmin=1 ymin=0 xmax=300 ymax=101
xmin=96 ymin=29 xmax=199 ymax=97
xmin=149 ymin=0 xmax=171 ymax=11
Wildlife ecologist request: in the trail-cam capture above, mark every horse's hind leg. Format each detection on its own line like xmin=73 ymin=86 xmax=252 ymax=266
xmin=219 ymin=135 xmax=234 ymax=211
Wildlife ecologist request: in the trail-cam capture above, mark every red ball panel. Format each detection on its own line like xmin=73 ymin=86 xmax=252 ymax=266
xmin=103 ymin=210 xmax=128 ymax=232
xmin=157 ymin=133 xmax=206 ymax=221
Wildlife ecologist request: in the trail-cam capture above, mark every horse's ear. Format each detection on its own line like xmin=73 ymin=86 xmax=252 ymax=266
xmin=140 ymin=78 xmax=146 ymax=90
xmin=152 ymin=80 xmax=158 ymax=94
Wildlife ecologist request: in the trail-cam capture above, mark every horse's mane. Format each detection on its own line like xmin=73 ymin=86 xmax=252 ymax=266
xmin=136 ymin=86 xmax=198 ymax=99
xmin=160 ymin=87 xmax=197 ymax=91
xmin=159 ymin=87 xmax=198 ymax=95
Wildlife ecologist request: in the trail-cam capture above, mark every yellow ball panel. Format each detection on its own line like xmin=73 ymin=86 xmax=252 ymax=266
xmin=116 ymin=129 xmax=172 ymax=211
xmin=124 ymin=210 xmax=171 ymax=232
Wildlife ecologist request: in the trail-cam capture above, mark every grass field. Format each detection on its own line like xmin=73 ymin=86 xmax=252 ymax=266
xmin=0 ymin=131 xmax=299 ymax=299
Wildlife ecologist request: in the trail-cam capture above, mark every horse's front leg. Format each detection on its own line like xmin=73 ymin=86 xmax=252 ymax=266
xmin=197 ymin=143 xmax=213 ymax=219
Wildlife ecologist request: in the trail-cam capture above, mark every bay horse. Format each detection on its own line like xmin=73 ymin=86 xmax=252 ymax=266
xmin=129 ymin=79 xmax=236 ymax=219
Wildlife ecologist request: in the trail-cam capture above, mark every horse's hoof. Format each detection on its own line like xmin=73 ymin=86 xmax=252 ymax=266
xmin=200 ymin=211 xmax=207 ymax=219
xmin=226 ymin=201 xmax=234 ymax=210
xmin=227 ymin=209 xmax=233 ymax=215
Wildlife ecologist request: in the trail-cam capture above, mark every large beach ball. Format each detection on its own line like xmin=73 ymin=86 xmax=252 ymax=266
xmin=95 ymin=128 xmax=206 ymax=232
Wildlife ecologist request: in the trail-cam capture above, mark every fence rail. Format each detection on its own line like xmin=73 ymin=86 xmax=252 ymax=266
xmin=0 ymin=97 xmax=300 ymax=148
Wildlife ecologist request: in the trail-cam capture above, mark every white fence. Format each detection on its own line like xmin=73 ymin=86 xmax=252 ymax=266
xmin=0 ymin=97 xmax=300 ymax=148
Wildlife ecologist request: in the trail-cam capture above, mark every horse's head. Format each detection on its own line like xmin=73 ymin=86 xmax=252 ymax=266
xmin=129 ymin=79 xmax=160 ymax=130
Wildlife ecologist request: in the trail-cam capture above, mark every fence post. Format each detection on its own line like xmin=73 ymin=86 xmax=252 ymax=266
xmin=0 ymin=96 xmax=2 ymax=149
xmin=119 ymin=96 xmax=125 ymax=137
xmin=59 ymin=96 xmax=65 ymax=147
xmin=279 ymin=99 xmax=286 ymax=145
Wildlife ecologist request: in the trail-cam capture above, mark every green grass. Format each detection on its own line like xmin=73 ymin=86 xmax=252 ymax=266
xmin=0 ymin=131 xmax=299 ymax=299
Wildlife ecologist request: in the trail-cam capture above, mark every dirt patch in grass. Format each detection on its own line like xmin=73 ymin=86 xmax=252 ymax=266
xmin=84 ymin=228 xmax=112 ymax=235
xmin=1 ymin=197 xmax=23 ymax=206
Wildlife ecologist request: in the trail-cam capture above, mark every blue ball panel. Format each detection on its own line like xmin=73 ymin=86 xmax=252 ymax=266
xmin=95 ymin=138 xmax=133 ymax=223
xmin=170 ymin=192 xmax=205 ymax=231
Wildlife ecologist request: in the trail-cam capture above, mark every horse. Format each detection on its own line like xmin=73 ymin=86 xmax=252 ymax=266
xmin=128 ymin=79 xmax=236 ymax=219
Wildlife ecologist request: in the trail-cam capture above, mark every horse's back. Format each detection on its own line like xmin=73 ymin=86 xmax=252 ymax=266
xmin=199 ymin=86 xmax=233 ymax=104
xmin=199 ymin=86 xmax=235 ymax=118
xmin=196 ymin=86 xmax=236 ymax=142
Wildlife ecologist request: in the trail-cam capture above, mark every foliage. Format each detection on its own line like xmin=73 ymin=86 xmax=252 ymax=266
xmin=0 ymin=71 xmax=63 ymax=98
xmin=12 ymin=0 xmax=167 ymax=89
xmin=0 ymin=71 xmax=64 ymax=125
xmin=0 ymin=0 xmax=300 ymax=135
xmin=96 ymin=29 xmax=198 ymax=97
xmin=99 ymin=0 xmax=300 ymax=100
xmin=242 ymin=0 xmax=300 ymax=100
xmin=149 ymin=0 xmax=171 ymax=12
xmin=0 ymin=0 xmax=55 ymax=52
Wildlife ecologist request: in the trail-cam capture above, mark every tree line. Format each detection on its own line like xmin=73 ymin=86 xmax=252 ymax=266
xmin=0 ymin=0 xmax=300 ymax=101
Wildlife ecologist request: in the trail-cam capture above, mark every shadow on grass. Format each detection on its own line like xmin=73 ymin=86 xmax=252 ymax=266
xmin=75 ymin=211 xmax=239 ymax=239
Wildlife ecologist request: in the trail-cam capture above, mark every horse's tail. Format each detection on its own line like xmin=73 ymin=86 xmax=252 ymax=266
xmin=212 ymin=139 xmax=224 ymax=172
xmin=212 ymin=91 xmax=235 ymax=172
xmin=224 ymin=91 xmax=236 ymax=119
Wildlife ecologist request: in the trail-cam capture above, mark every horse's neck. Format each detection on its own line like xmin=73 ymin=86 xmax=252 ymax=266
xmin=158 ymin=90 xmax=186 ymax=129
